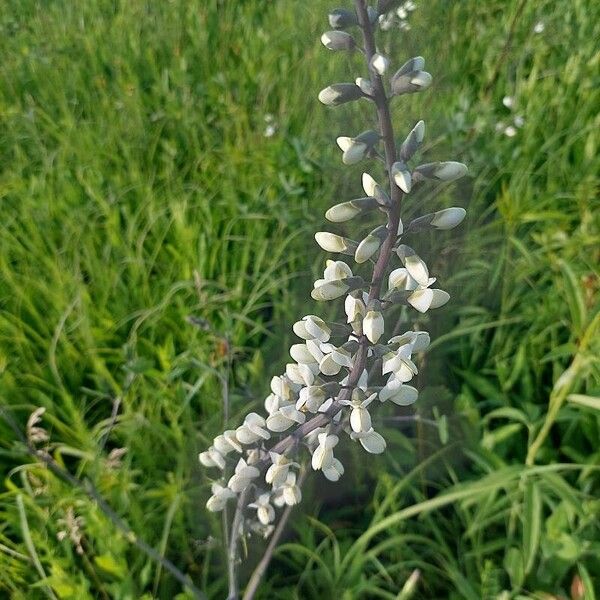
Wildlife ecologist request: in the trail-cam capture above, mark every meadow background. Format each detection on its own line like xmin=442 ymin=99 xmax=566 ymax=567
xmin=1 ymin=0 xmax=599 ymax=598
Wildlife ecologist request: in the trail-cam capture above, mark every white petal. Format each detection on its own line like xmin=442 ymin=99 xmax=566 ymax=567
xmin=355 ymin=235 xmax=381 ymax=263
xmin=407 ymin=288 xmax=434 ymax=313
xmin=430 ymin=207 xmax=466 ymax=230
xmin=362 ymin=172 xmax=378 ymax=197
xmin=290 ymin=343 xmax=316 ymax=364
xmin=363 ymin=311 xmax=384 ymax=344
xmin=315 ymin=232 xmax=347 ymax=253
xmin=343 ymin=142 xmax=367 ymax=165
xmin=319 ymin=354 xmax=342 ymax=376
xmin=266 ymin=412 xmax=294 ymax=432
xmin=336 ymin=136 xmax=353 ymax=152
xmin=404 ymin=254 xmax=429 ymax=286
xmin=359 ymin=430 xmax=386 ymax=454
xmin=350 ymin=406 xmax=372 ymax=433
xmin=429 ymin=289 xmax=450 ymax=309
xmin=388 ymin=384 xmax=418 ymax=406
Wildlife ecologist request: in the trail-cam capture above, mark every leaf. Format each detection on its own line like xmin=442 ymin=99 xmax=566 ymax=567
xmin=522 ymin=479 xmax=542 ymax=574
xmin=504 ymin=546 xmax=524 ymax=589
xmin=567 ymin=394 xmax=600 ymax=411
xmin=94 ymin=553 xmax=126 ymax=579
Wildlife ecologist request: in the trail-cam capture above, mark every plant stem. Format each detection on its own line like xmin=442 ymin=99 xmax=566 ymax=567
xmin=227 ymin=4 xmax=403 ymax=595
xmin=253 ymin=0 xmax=402 ymax=467
xmin=241 ymin=468 xmax=307 ymax=600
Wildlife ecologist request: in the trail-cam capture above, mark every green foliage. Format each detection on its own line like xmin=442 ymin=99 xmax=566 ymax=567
xmin=1 ymin=0 xmax=598 ymax=598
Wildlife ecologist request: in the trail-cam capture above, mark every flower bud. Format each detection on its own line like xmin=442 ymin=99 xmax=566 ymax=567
xmin=363 ymin=310 xmax=384 ymax=343
xmin=325 ymin=197 xmax=378 ymax=222
xmin=355 ymin=77 xmax=373 ymax=96
xmin=328 ymin=8 xmax=358 ymax=29
xmin=336 ymin=130 xmax=380 ymax=164
xmin=400 ymin=120 xmax=425 ymax=162
xmin=391 ymin=57 xmax=432 ymax=96
xmin=430 ymin=207 xmax=466 ymax=229
xmin=315 ymin=231 xmax=349 ymax=253
xmin=318 ymin=83 xmax=364 ymax=106
xmin=370 ymin=53 xmax=389 ymax=75
xmin=321 ymin=31 xmax=356 ymax=51
xmin=391 ymin=161 xmax=412 ymax=193
xmin=414 ymin=161 xmax=468 ymax=182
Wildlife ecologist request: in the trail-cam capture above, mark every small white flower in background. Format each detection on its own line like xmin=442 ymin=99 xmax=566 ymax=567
xmin=502 ymin=95 xmax=515 ymax=109
xmin=263 ymin=114 xmax=277 ymax=138
xmin=311 ymin=432 xmax=339 ymax=471
xmin=249 ymin=493 xmax=276 ymax=525
xmin=227 ymin=458 xmax=261 ymax=493
xmin=351 ymin=428 xmax=386 ymax=454
xmin=514 ymin=115 xmax=525 ymax=128
xmin=206 ymin=482 xmax=236 ymax=512
xmin=504 ymin=125 xmax=517 ymax=138
xmin=533 ymin=21 xmax=545 ymax=34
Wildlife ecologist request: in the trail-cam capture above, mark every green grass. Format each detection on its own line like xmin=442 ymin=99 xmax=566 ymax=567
xmin=1 ymin=0 xmax=599 ymax=598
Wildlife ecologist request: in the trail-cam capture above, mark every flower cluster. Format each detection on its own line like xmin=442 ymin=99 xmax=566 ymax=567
xmin=199 ymin=0 xmax=467 ymax=541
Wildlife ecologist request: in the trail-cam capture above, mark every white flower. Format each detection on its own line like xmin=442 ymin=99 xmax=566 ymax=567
xmin=274 ymin=471 xmax=302 ymax=506
xmin=293 ymin=315 xmax=331 ymax=342
xmin=345 ymin=293 xmax=367 ymax=323
xmin=355 ymin=233 xmax=382 ymax=263
xmin=388 ymin=267 xmax=418 ymax=291
xmin=351 ymin=428 xmax=386 ymax=454
xmin=341 ymin=391 xmax=376 ymax=433
xmin=336 ymin=131 xmax=379 ymax=165
xmin=370 ymin=53 xmax=389 ymax=75
xmin=355 ymin=77 xmax=373 ymax=96
xmin=311 ymin=432 xmax=339 ymax=471
xmin=312 ymin=260 xmax=354 ymax=301
xmin=270 ymin=375 xmax=294 ymax=401
xmin=514 ymin=115 xmax=524 ymax=128
xmin=249 ymin=493 xmax=276 ymax=525
xmin=236 ymin=413 xmax=271 ymax=445
xmin=363 ymin=310 xmax=384 ymax=343
xmin=388 ymin=330 xmax=430 ymax=353
xmin=227 ymin=458 xmax=260 ymax=493
xmin=199 ymin=446 xmax=226 ymax=470
xmin=379 ymin=381 xmax=418 ymax=405
xmin=502 ymin=95 xmax=515 ymax=109
xmin=266 ymin=405 xmax=306 ymax=432
xmin=290 ymin=343 xmax=318 ymax=364
xmin=321 ymin=31 xmax=355 ymax=51
xmin=213 ymin=430 xmax=243 ymax=455
xmin=285 ymin=363 xmax=315 ymax=387
xmin=504 ymin=125 xmax=517 ymax=137
xmin=206 ymin=482 xmax=236 ymax=512
xmin=408 ymin=288 xmax=450 ymax=313
xmin=265 ymin=453 xmax=297 ymax=488
xmin=323 ymin=458 xmax=345 ymax=482
xmin=392 ymin=162 xmax=412 ymax=193
xmin=315 ymin=232 xmax=349 ymax=253
xmin=533 ymin=21 xmax=545 ymax=34
xmin=430 ymin=207 xmax=466 ymax=230
xmin=296 ymin=386 xmax=327 ymax=413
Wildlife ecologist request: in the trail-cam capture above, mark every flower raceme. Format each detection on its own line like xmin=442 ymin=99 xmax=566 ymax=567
xmin=200 ymin=1 xmax=468 ymax=543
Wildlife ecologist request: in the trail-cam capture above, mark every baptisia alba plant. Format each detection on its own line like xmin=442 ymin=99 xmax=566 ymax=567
xmin=199 ymin=1 xmax=468 ymax=597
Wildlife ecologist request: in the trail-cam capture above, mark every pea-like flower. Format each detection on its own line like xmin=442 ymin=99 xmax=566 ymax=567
xmin=311 ymin=432 xmax=339 ymax=471
xmin=274 ymin=471 xmax=302 ymax=506
xmin=351 ymin=428 xmax=387 ymax=454
xmin=293 ymin=315 xmax=332 ymax=343
xmin=206 ymin=482 xmax=236 ymax=512
xmin=363 ymin=310 xmax=385 ymax=343
xmin=312 ymin=260 xmax=355 ymax=301
xmin=249 ymin=493 xmax=276 ymax=526
xmin=265 ymin=452 xmax=298 ymax=488
xmin=227 ymin=458 xmax=260 ymax=493
xmin=340 ymin=390 xmax=377 ymax=433
xmin=236 ymin=413 xmax=271 ymax=445
xmin=266 ymin=404 xmax=306 ymax=432
xmin=336 ymin=130 xmax=380 ymax=165
xmin=199 ymin=446 xmax=226 ymax=470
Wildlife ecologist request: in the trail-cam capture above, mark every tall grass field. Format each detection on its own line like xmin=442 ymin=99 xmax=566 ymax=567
xmin=0 ymin=0 xmax=598 ymax=598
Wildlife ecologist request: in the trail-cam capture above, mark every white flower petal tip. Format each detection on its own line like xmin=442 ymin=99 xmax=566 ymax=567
xmin=363 ymin=310 xmax=384 ymax=344
xmin=430 ymin=207 xmax=466 ymax=230
xmin=370 ymin=53 xmax=389 ymax=75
